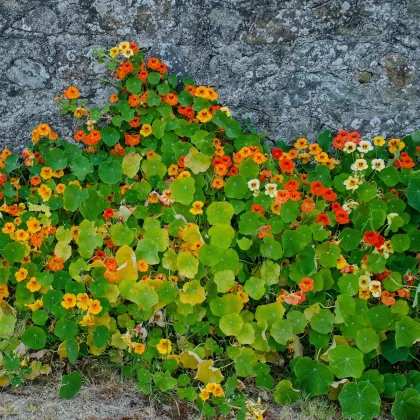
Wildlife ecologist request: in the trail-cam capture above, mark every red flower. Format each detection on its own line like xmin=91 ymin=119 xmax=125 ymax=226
xmin=310 ymin=181 xmax=326 ymax=196
xmin=251 ymin=204 xmax=264 ymax=216
xmin=272 ymin=148 xmax=283 ymax=160
xmin=316 ymin=213 xmax=330 ymax=227
xmin=335 ymin=209 xmax=349 ymax=224
xmin=104 ymin=208 xmax=114 ymax=219
xmin=284 ymin=179 xmax=299 ymax=191
xmin=299 ymin=277 xmax=314 ymax=292
xmin=279 ymin=158 xmax=295 ymax=173
xmin=331 ymin=202 xmax=342 ymax=212
xmin=322 ymin=188 xmax=337 ymax=201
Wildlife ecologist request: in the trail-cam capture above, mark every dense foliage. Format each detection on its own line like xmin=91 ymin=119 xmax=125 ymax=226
xmin=1 ymin=41 xmax=420 ymax=419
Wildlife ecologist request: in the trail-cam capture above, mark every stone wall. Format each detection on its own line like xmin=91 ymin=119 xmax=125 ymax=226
xmin=0 ymin=0 xmax=419 ymax=150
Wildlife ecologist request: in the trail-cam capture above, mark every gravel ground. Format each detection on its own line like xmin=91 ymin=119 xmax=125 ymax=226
xmin=0 ymin=362 xmax=344 ymax=420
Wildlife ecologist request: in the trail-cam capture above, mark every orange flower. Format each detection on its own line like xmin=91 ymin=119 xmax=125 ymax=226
xmin=284 ymin=179 xmax=299 ymax=191
xmin=138 ymin=259 xmax=149 ymax=272
xmin=30 ymin=176 xmax=41 ymax=186
xmin=165 ymin=93 xmax=178 ymax=105
xmin=299 ymin=277 xmax=314 ymax=292
xmin=275 ymin=190 xmax=290 ymax=204
xmin=110 ymin=93 xmax=119 ymax=103
xmin=251 ymin=204 xmax=264 ymax=216
xmin=279 ymin=158 xmax=295 ymax=173
xmin=124 ymin=133 xmax=141 ymax=147
xmin=88 ymin=299 xmax=102 ymax=315
xmin=74 ymin=130 xmax=86 ymax=142
xmin=128 ymin=94 xmax=140 ymax=107
xmin=211 ymin=177 xmax=225 ymax=189
xmin=301 ymin=198 xmax=315 ymax=213
xmin=335 ymin=210 xmax=349 ymax=225
xmin=64 ymin=86 xmax=80 ymax=100
xmin=381 ymin=291 xmax=396 ymax=306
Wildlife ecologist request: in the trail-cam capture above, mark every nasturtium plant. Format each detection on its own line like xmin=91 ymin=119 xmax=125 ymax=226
xmin=0 ymin=40 xmax=419 ymax=420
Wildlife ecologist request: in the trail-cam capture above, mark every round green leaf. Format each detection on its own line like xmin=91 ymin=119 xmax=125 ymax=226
xmin=206 ymin=202 xmax=235 ymax=225
xmin=219 ymin=313 xmax=244 ymax=336
xmin=54 ymin=318 xmax=78 ymax=341
xmin=224 ymin=176 xmax=248 ymax=199
xmin=273 ymin=380 xmax=300 ymax=405
xmin=395 ymin=316 xmax=420 ymax=348
xmin=392 ymin=389 xmax=420 ymax=420
xmin=244 ymin=277 xmax=265 ymax=300
xmin=271 ymin=320 xmax=293 ymax=345
xmin=391 ymin=234 xmax=411 ymax=253
xmin=383 ymin=373 xmax=407 ymax=398
xmin=339 ymin=382 xmax=381 ymax=420
xmin=22 ymin=326 xmax=47 ymax=350
xmin=366 ymin=305 xmax=392 ymax=332
xmin=293 ymin=357 xmax=334 ymax=397
xmin=214 ymin=270 xmax=235 ymax=293
xmin=93 ymin=325 xmax=109 ymax=348
xmin=60 ymin=372 xmax=82 ymax=399
xmin=98 ymin=159 xmax=122 ymax=184
xmin=170 ymin=177 xmax=195 ymax=205
xmin=2 ymin=241 xmax=25 ymax=263
xmin=329 ymin=346 xmax=365 ymax=379
xmin=356 ymin=328 xmax=379 ymax=353
xmin=101 ymin=127 xmax=120 ymax=146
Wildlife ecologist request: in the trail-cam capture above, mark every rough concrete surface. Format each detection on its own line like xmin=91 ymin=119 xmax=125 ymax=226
xmin=0 ymin=0 xmax=419 ymax=149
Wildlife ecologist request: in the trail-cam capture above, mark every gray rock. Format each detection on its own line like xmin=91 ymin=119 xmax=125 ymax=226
xmin=0 ymin=0 xmax=419 ymax=152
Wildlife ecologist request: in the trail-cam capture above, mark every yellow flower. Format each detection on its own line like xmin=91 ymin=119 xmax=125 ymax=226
xmin=61 ymin=293 xmax=77 ymax=309
xmin=69 ymin=180 xmax=82 ymax=188
xmin=237 ymin=291 xmax=249 ymax=303
xmin=26 ymin=217 xmax=42 ymax=234
xmin=315 ymin=152 xmax=329 ymax=163
xmin=71 ymin=226 xmax=79 ymax=241
xmin=211 ymin=177 xmax=225 ymax=189
xmin=110 ymin=47 xmax=119 ymax=57
xmin=121 ymin=48 xmax=134 ymax=58
xmin=189 ymin=201 xmax=204 ymax=215
xmin=196 ymin=109 xmax=212 ymax=123
xmin=358 ymin=288 xmax=370 ymax=300
xmin=14 ymin=217 xmax=22 ymax=226
xmin=336 ymin=255 xmax=347 ymax=270
xmin=207 ymin=88 xmax=218 ymax=101
xmin=40 ymin=167 xmax=53 ymax=180
xmin=199 ymin=389 xmax=210 ymax=401
xmin=195 ymin=86 xmax=209 ymax=99
xmin=52 ymin=169 xmax=64 ymax=178
xmin=79 ymin=314 xmax=95 ymax=327
xmin=26 ymin=277 xmax=41 ymax=292
xmin=15 ymin=229 xmax=30 ymax=242
xmin=137 ymin=259 xmax=149 ymax=272
xmin=38 ymin=184 xmax=52 ymax=201
xmin=88 ymin=299 xmax=102 ymax=315
xmin=15 ymin=268 xmax=29 ymax=282
xmin=26 ymin=299 xmax=43 ymax=311
xmin=140 ymin=124 xmax=152 ymax=137
xmin=56 ymin=183 xmax=66 ymax=194
xmin=168 ymin=164 xmax=179 ymax=176
xmin=37 ymin=124 xmax=51 ymax=137
xmin=76 ymin=293 xmax=90 ymax=310
xmin=178 ymin=171 xmax=191 ymax=178
xmin=308 ymin=144 xmax=322 ymax=155
xmin=2 ymin=222 xmax=15 ymax=234
xmin=373 ymin=136 xmax=385 ymax=146
xmin=0 ymin=284 xmax=9 ymax=299
xmin=294 ymin=138 xmax=308 ymax=150
xmin=118 ymin=41 xmax=130 ymax=51
xmin=132 ymin=343 xmax=146 ymax=355
xmin=156 ymin=338 xmax=172 ymax=355
xmin=212 ymin=384 xmax=225 ymax=397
